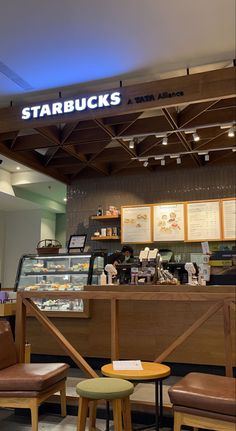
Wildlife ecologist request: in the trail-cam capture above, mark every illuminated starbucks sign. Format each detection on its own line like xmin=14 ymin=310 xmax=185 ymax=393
xmin=21 ymin=91 xmax=121 ymax=120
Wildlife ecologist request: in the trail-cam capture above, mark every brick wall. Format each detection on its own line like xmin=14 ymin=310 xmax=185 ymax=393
xmin=67 ymin=163 xmax=236 ymax=257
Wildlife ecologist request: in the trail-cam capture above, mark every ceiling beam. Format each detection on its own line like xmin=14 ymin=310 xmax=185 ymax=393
xmin=178 ymin=100 xmax=220 ymax=127
xmin=162 ymin=107 xmax=201 ymax=166
xmin=0 ymin=141 xmax=69 ymax=183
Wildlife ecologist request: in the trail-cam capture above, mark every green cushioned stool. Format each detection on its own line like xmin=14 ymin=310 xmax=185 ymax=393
xmin=76 ymin=377 xmax=134 ymax=431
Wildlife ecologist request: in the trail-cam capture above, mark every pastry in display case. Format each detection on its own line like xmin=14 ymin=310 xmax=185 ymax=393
xmin=14 ymin=252 xmax=105 ymax=316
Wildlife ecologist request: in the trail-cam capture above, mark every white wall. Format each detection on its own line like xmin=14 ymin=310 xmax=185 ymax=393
xmin=40 ymin=210 xmax=56 ymax=242
xmin=0 ymin=212 xmax=6 ymax=287
xmin=0 ymin=170 xmax=15 ymax=195
xmin=3 ymin=210 xmax=41 ymax=288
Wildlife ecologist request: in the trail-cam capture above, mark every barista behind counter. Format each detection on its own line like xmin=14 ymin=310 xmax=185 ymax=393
xmin=121 ymin=245 xmax=134 ymax=263
xmin=105 ymin=248 xmax=135 ymax=284
xmin=118 ymin=246 xmax=138 ymax=284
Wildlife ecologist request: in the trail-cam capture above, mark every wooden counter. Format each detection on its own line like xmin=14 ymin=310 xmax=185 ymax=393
xmin=23 ymin=285 xmax=236 ymax=367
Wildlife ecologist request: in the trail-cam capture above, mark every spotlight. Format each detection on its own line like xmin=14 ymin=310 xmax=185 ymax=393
xmin=232 ymin=148 xmax=236 ymax=152
xmin=193 ymin=132 xmax=200 ymax=142
xmin=16 ymin=166 xmax=21 ymax=170
xmin=204 ymin=154 xmax=209 ymax=161
xmin=129 ymin=139 xmax=135 ymax=149
xmin=143 ymin=161 xmax=149 ymax=167
xmin=161 ymin=159 xmax=166 ymax=166
xmin=198 ymin=151 xmax=208 ymax=156
xmin=176 ymin=157 xmax=181 ymax=164
xmin=228 ymin=127 xmax=235 ymax=138
xmin=162 ymin=136 xmax=168 ymax=145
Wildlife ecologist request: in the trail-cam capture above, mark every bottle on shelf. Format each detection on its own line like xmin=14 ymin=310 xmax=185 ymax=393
xmin=96 ymin=206 xmax=103 ymax=216
xmin=100 ymin=271 xmax=107 ymax=285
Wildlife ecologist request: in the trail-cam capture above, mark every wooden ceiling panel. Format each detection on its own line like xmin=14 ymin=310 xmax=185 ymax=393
xmin=0 ymin=68 xmax=235 ymax=183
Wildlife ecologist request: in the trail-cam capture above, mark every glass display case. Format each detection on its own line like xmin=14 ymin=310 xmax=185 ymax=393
xmin=14 ymin=252 xmax=105 ymax=317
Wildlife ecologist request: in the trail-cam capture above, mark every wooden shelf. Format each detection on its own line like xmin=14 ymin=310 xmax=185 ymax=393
xmin=90 ymin=215 xmax=120 ymax=220
xmin=91 ymin=236 xmax=120 ymax=240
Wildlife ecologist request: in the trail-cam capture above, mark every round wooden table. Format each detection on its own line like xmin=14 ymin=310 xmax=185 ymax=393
xmin=101 ymin=362 xmax=171 ymax=431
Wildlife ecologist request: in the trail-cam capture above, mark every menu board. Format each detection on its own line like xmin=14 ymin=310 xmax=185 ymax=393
xmin=153 ymin=203 xmax=185 ymax=241
xmin=121 ymin=206 xmax=152 ymax=243
xmin=186 ymin=201 xmax=221 ymax=241
xmin=222 ymin=199 xmax=236 ymax=240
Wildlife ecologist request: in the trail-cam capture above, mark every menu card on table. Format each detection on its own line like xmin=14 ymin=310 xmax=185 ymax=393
xmin=112 ymin=360 xmax=143 ymax=370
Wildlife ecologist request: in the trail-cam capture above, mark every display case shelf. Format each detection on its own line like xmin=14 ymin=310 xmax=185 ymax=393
xmin=24 ymin=271 xmax=89 ymax=276
xmin=90 ymin=215 xmax=120 ymax=220
xmin=91 ymin=236 xmax=120 ymax=240
xmin=15 ymin=252 xmax=106 ymax=317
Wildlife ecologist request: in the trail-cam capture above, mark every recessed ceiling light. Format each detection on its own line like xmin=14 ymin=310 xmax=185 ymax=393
xmin=16 ymin=166 xmax=21 ymax=170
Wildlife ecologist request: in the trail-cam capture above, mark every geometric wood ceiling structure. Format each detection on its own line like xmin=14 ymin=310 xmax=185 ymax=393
xmin=0 ymin=67 xmax=235 ymax=184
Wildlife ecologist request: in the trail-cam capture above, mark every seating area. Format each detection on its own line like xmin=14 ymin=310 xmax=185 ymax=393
xmin=168 ymin=372 xmax=236 ymax=431
xmin=76 ymin=377 xmax=134 ymax=431
xmin=1 ymin=320 xmax=236 ymax=431
xmin=0 ymin=321 xmax=69 ymax=431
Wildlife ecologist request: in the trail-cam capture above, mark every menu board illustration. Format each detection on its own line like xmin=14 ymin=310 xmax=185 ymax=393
xmin=222 ymin=199 xmax=236 ymax=239
xmin=121 ymin=206 xmax=152 ymax=243
xmin=187 ymin=201 xmax=221 ymax=241
xmin=153 ymin=203 xmax=185 ymax=241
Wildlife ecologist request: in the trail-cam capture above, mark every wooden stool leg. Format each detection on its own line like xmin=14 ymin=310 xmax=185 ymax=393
xmin=60 ymin=381 xmax=67 ymax=417
xmin=89 ymin=400 xmax=97 ymax=431
xmin=173 ymin=411 xmax=182 ymax=431
xmin=112 ymin=399 xmax=123 ymax=431
xmin=77 ymin=397 xmax=89 ymax=431
xmin=122 ymin=397 xmax=132 ymax=431
xmin=30 ymin=399 xmax=39 ymax=431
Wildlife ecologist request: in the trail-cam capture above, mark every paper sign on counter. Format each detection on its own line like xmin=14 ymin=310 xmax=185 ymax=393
xmin=112 ymin=360 xmax=143 ymax=370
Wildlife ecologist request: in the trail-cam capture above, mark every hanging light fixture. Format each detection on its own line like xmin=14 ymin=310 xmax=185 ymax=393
xmin=161 ymin=159 xmax=166 ymax=166
xmin=143 ymin=160 xmax=149 ymax=167
xmin=176 ymin=157 xmax=181 ymax=164
xmin=205 ymin=154 xmax=210 ymax=161
xmin=162 ymin=136 xmax=168 ymax=145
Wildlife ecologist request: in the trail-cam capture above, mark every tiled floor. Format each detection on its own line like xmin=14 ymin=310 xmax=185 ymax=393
xmin=0 ymin=409 xmax=174 ymax=431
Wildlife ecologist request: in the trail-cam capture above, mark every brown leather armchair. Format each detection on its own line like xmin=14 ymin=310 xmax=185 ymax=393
xmin=168 ymin=372 xmax=236 ymax=431
xmin=0 ymin=321 xmax=69 ymax=431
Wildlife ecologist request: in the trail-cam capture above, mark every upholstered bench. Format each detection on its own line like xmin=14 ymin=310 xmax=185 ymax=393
xmin=76 ymin=377 xmax=134 ymax=431
xmin=168 ymin=372 xmax=236 ymax=431
xmin=0 ymin=321 xmax=69 ymax=431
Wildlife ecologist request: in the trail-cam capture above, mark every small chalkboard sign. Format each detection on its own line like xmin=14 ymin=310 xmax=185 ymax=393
xmin=67 ymin=234 xmax=87 ymax=252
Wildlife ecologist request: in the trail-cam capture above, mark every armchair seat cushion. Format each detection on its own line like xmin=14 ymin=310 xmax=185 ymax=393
xmin=0 ymin=363 xmax=69 ymax=392
xmin=168 ymin=372 xmax=236 ymax=417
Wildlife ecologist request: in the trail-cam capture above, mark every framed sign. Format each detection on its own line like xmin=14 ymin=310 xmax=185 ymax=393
xmin=153 ymin=203 xmax=185 ymax=241
xmin=222 ymin=198 xmax=236 ymax=240
xmin=67 ymin=234 xmax=87 ymax=252
xmin=186 ymin=200 xmax=221 ymax=242
xmin=121 ymin=205 xmax=152 ymax=243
